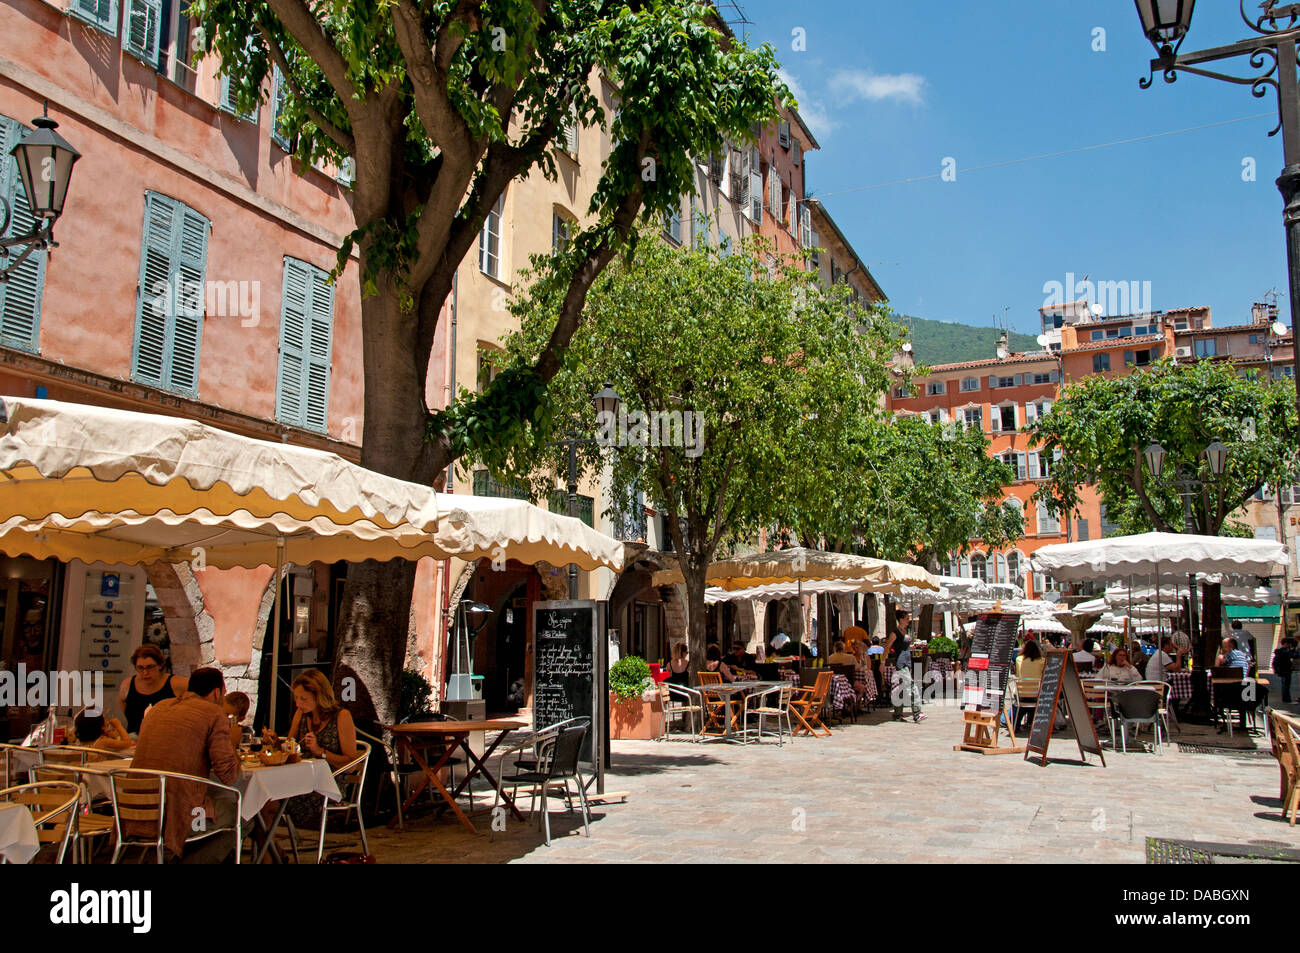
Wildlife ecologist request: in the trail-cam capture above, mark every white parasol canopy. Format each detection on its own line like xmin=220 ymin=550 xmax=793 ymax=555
xmin=653 ymin=547 xmax=939 ymax=592
xmin=1022 ymin=616 xmax=1070 ymax=635
xmin=1029 ymin=532 xmax=1285 ymax=581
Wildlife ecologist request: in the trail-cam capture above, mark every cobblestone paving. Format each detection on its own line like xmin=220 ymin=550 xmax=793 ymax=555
xmin=352 ymin=704 xmax=1299 ymax=864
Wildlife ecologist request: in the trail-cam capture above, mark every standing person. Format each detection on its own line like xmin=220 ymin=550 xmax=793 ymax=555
xmin=886 ymin=609 xmax=925 ymax=723
xmin=118 ymin=644 xmax=188 ymax=735
xmin=129 ymin=667 xmax=240 ymax=863
xmin=1229 ymin=621 xmax=1255 ymax=672
xmin=667 ymin=643 xmax=690 ymax=687
xmin=1272 ymin=637 xmax=1295 ymax=704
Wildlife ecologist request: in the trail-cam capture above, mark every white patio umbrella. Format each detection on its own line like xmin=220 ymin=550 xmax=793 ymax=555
xmin=1029 ymin=532 xmax=1286 ymax=581
xmin=1022 ymin=616 xmax=1070 ymax=636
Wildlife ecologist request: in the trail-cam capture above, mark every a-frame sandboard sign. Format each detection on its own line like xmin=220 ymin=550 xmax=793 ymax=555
xmin=1023 ymin=648 xmax=1106 ymax=767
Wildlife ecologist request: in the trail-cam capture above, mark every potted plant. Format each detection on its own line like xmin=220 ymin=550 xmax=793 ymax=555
xmin=608 ymin=656 xmax=663 ymax=740
xmin=928 ymin=636 xmax=960 ymax=661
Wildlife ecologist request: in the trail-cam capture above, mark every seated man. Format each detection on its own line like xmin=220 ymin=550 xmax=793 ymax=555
xmin=725 ymin=641 xmax=753 ymax=671
xmin=1216 ymin=637 xmax=1251 ymax=674
xmin=129 ymin=666 xmax=240 ymax=863
xmin=826 ymin=640 xmax=857 ymax=666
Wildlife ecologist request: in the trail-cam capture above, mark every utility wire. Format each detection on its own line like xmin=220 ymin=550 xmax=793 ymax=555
xmin=816 ymin=113 xmax=1275 ymax=199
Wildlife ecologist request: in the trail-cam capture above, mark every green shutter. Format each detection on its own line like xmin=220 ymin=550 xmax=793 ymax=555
xmin=123 ymin=0 xmax=162 ymax=65
xmin=270 ymin=68 xmax=290 ymax=151
xmin=70 ymin=0 xmax=118 ymax=33
xmin=0 ymin=115 xmax=46 ymax=353
xmin=277 ymin=258 xmax=332 ymax=432
xmin=168 ymin=205 xmax=208 ymax=394
xmin=132 ymin=192 xmax=208 ymax=396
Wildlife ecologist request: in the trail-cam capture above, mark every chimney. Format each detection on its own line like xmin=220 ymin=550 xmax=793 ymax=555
xmin=995 ymin=329 xmax=1009 ymax=360
xmin=1252 ymin=302 xmax=1269 ymax=325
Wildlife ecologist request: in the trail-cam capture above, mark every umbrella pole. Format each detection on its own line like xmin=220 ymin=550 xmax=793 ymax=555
xmin=268 ymin=537 xmax=285 ymax=728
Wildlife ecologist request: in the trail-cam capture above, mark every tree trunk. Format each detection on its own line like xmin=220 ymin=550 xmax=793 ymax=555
xmin=682 ymin=564 xmax=709 ymax=682
xmin=333 ymin=285 xmax=437 ymax=725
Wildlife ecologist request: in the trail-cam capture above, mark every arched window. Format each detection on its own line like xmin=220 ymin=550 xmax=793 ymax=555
xmin=969 ymin=552 xmax=987 ymax=582
xmin=1006 ymin=550 xmax=1025 ymax=589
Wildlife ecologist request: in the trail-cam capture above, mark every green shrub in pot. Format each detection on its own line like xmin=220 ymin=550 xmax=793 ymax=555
xmin=609 ymin=656 xmax=653 ymax=700
xmin=928 ymin=635 xmax=959 ymax=660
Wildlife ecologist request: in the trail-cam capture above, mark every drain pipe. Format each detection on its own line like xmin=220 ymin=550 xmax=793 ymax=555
xmin=436 ymin=270 xmax=459 ymax=704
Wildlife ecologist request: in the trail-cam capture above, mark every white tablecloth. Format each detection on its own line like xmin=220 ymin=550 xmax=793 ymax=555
xmin=0 ymin=803 xmax=40 ymax=864
xmin=236 ymin=759 xmax=340 ymax=820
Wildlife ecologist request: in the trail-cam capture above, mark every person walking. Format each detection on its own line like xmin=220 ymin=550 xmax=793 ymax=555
xmin=885 ymin=609 xmax=925 ymax=723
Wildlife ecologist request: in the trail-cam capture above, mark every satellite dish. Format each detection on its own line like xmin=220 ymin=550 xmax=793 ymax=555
xmin=1036 ymin=334 xmax=1049 ymax=347
xmin=901 ymin=342 xmax=913 ymax=353
xmin=1273 ymin=321 xmax=1288 ymax=337
xmin=1090 ymin=303 xmax=1104 ymax=317
xmin=996 ymin=346 xmax=1009 ymax=359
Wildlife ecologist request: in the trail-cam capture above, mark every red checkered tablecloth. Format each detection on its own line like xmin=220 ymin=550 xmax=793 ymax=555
xmin=929 ymin=658 xmax=954 ymax=678
xmin=780 ymin=668 xmax=801 ymax=686
xmin=854 ymin=663 xmax=877 ymax=703
xmin=829 ymin=674 xmax=856 ymax=711
xmin=1167 ymin=671 xmax=1194 ymax=701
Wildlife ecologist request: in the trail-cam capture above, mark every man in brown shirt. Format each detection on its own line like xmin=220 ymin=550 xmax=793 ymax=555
xmin=129 ymin=666 xmax=240 ymax=863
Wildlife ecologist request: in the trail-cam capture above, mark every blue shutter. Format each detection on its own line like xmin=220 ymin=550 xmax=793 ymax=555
xmin=133 ymin=193 xmax=176 ymax=387
xmin=988 ymin=375 xmax=997 ymax=388
xmin=1123 ymin=349 xmax=1134 ymax=367
xmin=304 ymin=266 xmax=333 ymax=432
xmin=270 ymin=68 xmax=290 ymax=151
xmin=277 ymin=259 xmax=309 ymax=427
xmin=0 ymin=116 xmax=45 ymax=352
xmin=277 ymin=258 xmax=332 ymax=432
xmin=168 ymin=205 xmax=208 ymax=395
xmin=132 ymin=192 xmax=208 ymax=395
xmin=123 ymin=0 xmax=162 ymax=66
xmin=70 ymin=0 xmax=118 ymax=33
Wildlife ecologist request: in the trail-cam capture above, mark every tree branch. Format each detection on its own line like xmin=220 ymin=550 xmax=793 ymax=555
xmin=1131 ymin=447 xmax=1172 ymax=532
xmin=266 ymin=0 xmax=359 ymax=110
xmin=258 ymin=25 xmax=356 ymax=154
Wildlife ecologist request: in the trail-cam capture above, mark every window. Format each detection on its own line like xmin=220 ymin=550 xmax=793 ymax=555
xmin=768 ymin=167 xmax=781 ymax=222
xmin=1100 ymin=504 xmax=1120 ymax=538
xmin=960 ymin=377 xmax=980 ymax=392
xmin=969 ymin=553 xmax=987 ymax=582
xmin=926 ymin=381 xmax=945 ymax=396
xmin=1273 ymin=364 xmax=1295 ymax=380
xmin=1118 ymin=327 xmax=1133 ymax=338
xmin=132 ymin=191 xmax=209 ymax=396
xmin=748 ymin=150 xmax=763 ymax=222
xmin=925 ymin=409 xmax=946 ymax=425
xmin=1037 ymin=451 xmax=1051 ymax=479
xmin=691 ymin=201 xmax=709 ymax=249
xmin=218 ymin=42 xmax=260 ymax=121
xmin=479 ymin=194 xmax=503 ymax=278
xmin=1134 ymin=349 xmax=1152 ymax=366
xmin=1194 ymin=339 xmax=1217 ymax=358
xmin=791 ymin=139 xmax=801 ymax=168
xmin=663 ymin=200 xmax=682 ymax=244
xmin=799 ymin=203 xmax=812 ymax=248
xmin=1006 ymin=550 xmax=1024 ymax=589
xmin=963 ymin=407 xmax=982 ymax=430
xmin=893 ymin=385 xmax=912 ymax=399
xmin=1250 ymin=334 xmax=1261 ymax=345
xmin=997 ymin=376 xmax=1015 ymax=389
xmin=552 ymin=212 xmax=571 ymax=254
xmin=1090 ymin=330 xmax=1104 ymax=342
xmin=70 ymin=0 xmax=118 ymax=34
xmin=476 ymin=346 xmax=499 ymax=393
xmin=1037 ymin=502 xmax=1060 ymax=535
xmin=559 ymin=105 xmax=579 ymax=158
xmin=999 ymin=452 xmax=1026 ymax=481
xmin=123 ymin=0 xmax=163 ymax=66
xmin=275 ymin=258 xmax=334 ymax=432
xmin=0 ymin=115 xmax=47 ymax=352
xmin=1024 ymin=398 xmax=1052 ymax=425
xmin=993 ymin=552 xmax=1008 ymax=584
xmin=1174 ymin=318 xmax=1189 ymax=330
xmin=270 ymin=68 xmax=291 ymax=151
xmin=1093 ymin=353 xmax=1111 ymax=373
xmin=1106 ymin=328 xmax=1119 ymax=339
xmin=1026 ymin=451 xmax=1040 ymax=480
xmin=996 ymin=404 xmax=1017 ymax=432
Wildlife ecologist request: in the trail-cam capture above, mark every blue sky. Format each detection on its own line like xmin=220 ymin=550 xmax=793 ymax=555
xmin=731 ymin=1 xmax=1294 ymax=336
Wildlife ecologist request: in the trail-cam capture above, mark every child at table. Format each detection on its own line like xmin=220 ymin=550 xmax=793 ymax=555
xmin=72 ymin=712 xmax=133 ymax=755
xmin=224 ymin=691 xmax=250 ymax=750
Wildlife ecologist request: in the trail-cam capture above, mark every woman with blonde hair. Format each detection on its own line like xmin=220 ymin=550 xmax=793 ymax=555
xmin=285 ymin=669 xmax=358 ymax=770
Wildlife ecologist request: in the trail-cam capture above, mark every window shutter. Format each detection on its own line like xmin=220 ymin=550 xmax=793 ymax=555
xmin=1013 ymin=373 xmax=1023 ymax=386
xmin=168 ymin=205 xmax=208 ymax=395
xmin=799 ymin=205 xmax=812 ymax=248
xmin=132 ymin=193 xmax=177 ymax=388
xmin=304 ymin=266 xmax=334 ymax=432
xmin=1124 ymin=349 xmax=1134 ymax=366
xmin=1049 ymin=369 xmax=1060 ymax=383
xmin=768 ymin=169 xmax=780 ymax=220
xmin=72 ymin=0 xmax=118 ymax=33
xmin=709 ymin=151 xmax=724 ymax=185
xmin=270 ymin=68 xmax=290 ymax=151
xmin=734 ymin=148 xmax=748 ymax=206
xmin=562 ymin=105 xmax=579 ymax=156
xmin=276 ymin=258 xmax=309 ymax=427
xmin=219 ymin=58 xmax=258 ymax=121
xmin=1027 ymin=452 xmax=1040 ymax=480
xmin=1024 ymin=401 xmax=1037 ymax=424
xmin=748 ymin=170 xmax=762 ymax=222
xmin=0 ymin=116 xmax=46 ymax=352
xmin=1016 ymin=452 xmax=1026 ymax=481
xmin=791 ymin=139 xmax=801 ymax=168
xmin=990 ymin=407 xmax=1001 ymax=432
xmin=123 ymin=0 xmax=162 ymax=66
xmin=778 ymin=119 xmax=791 ymax=148
xmin=988 ymin=375 xmax=998 ymax=388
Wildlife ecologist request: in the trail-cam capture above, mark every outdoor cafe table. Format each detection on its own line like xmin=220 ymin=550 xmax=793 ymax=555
xmin=0 ymin=802 xmax=40 ymax=864
xmin=386 ymin=718 xmax=528 ymax=834
xmin=695 ymin=681 xmax=781 ymax=742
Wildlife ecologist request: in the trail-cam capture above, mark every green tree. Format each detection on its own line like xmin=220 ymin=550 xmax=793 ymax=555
xmin=1031 ymin=359 xmax=1299 ymax=536
xmin=479 ymin=236 xmax=904 ymax=674
xmin=188 ymin=0 xmax=785 ymax=719
xmin=843 ymin=415 xmax=1023 ymax=570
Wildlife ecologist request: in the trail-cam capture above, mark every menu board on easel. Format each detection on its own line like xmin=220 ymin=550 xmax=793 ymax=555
xmin=961 ymin=612 xmax=1020 ymax=716
xmin=1024 ymin=649 xmax=1106 ymax=767
xmin=532 ymin=600 xmax=597 ymax=761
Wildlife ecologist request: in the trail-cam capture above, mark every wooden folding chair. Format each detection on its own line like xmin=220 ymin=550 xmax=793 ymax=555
xmin=1275 ymin=714 xmax=1300 ymax=826
xmin=789 ymin=672 xmax=833 ymax=738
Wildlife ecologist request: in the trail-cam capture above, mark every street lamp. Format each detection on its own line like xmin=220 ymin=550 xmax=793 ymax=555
xmin=1135 ymin=1 xmax=1300 ymax=422
xmin=1 ymin=111 xmax=81 ymax=281
xmin=555 ymin=384 xmax=622 ymax=598
xmin=1140 ymin=440 xmax=1230 ymax=532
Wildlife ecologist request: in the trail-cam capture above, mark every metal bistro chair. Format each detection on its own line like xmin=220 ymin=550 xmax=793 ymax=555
xmin=744 ymin=683 xmax=794 ymax=745
xmin=309 ymin=742 xmax=370 ymax=864
xmin=1113 ymin=688 xmax=1164 ymax=755
xmin=658 ymin=683 xmax=704 ymax=741
xmin=108 ymin=768 xmax=244 ymax=864
xmin=1010 ymin=677 xmax=1040 ymax=734
xmin=0 ymin=781 xmax=80 ymax=864
xmin=502 ymin=721 xmax=592 ymax=846
xmin=0 ymin=743 xmax=38 ymax=788
xmin=32 ymin=763 xmax=115 ymax=864
xmin=1134 ymin=680 xmax=1178 ymax=737
xmin=38 ymin=745 xmax=113 ymax=767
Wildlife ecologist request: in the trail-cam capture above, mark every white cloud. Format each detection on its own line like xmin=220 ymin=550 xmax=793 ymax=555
xmin=829 ymin=68 xmax=926 ymax=106
xmin=777 ymin=68 xmax=838 ymax=140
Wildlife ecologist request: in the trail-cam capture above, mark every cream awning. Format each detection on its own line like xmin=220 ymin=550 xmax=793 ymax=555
xmin=652 ymin=547 xmax=939 ymax=592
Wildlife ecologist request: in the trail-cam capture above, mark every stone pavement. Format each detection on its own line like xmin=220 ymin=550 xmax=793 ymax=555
xmin=346 ymin=702 xmax=1299 ymax=864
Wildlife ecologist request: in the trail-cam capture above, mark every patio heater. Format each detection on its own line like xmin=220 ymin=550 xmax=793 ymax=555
xmin=446 ymin=600 xmax=492 ymax=702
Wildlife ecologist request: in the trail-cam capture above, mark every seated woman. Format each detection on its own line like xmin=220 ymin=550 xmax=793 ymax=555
xmin=268 ymin=670 xmax=359 ymax=831
xmin=827 ymin=640 xmax=857 ymax=666
xmin=72 ymin=712 xmax=133 ymax=756
xmin=704 ymin=645 xmax=736 ymax=682
xmin=1015 ymin=639 xmax=1045 ymax=684
xmin=667 ymin=643 xmax=690 ymax=687
xmin=1097 ymin=648 xmax=1142 ymax=684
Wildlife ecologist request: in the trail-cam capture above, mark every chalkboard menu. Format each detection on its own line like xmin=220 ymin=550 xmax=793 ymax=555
xmin=1024 ymin=649 xmax=1105 ymax=767
xmin=962 ymin=612 xmax=1020 ymax=716
xmin=533 ymin=600 xmax=597 ymax=760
